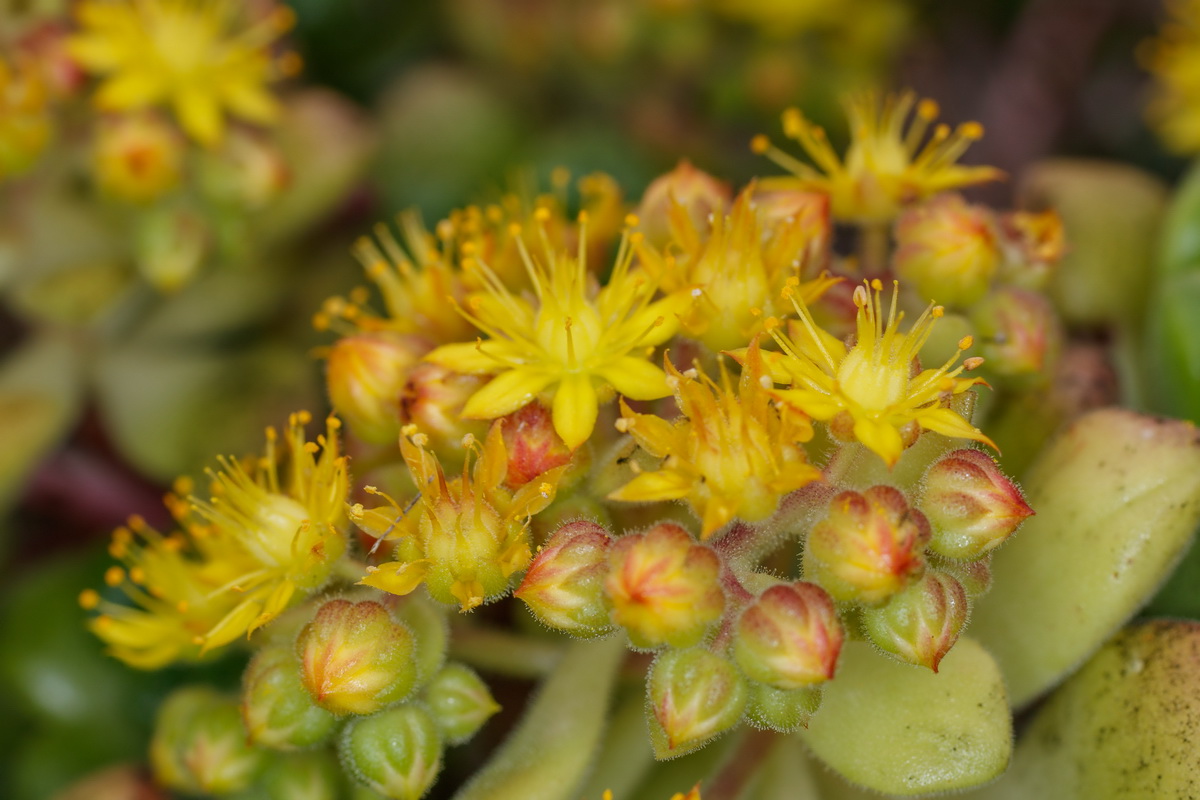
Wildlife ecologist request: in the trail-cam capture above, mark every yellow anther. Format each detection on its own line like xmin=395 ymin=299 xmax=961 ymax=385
xmin=534 ymin=207 xmax=551 ymax=223
xmin=104 ymin=566 xmax=125 ymax=587
xmin=918 ymin=98 xmax=940 ymax=119
xmin=960 ymin=121 xmax=985 ymax=140
xmin=79 ymin=589 xmax=101 ymax=610
xmin=958 ymin=335 xmax=974 ymax=350
xmin=624 ymin=213 xmax=640 ymax=228
xmin=750 ymin=134 xmax=770 ymax=154
xmin=932 ymin=306 xmax=945 ymax=318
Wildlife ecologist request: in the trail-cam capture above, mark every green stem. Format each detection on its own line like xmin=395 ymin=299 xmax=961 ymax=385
xmin=856 ymin=222 xmax=890 ymax=275
xmin=452 ymin=636 xmax=627 ymax=800
xmin=448 ymin=624 xmax=566 ymax=679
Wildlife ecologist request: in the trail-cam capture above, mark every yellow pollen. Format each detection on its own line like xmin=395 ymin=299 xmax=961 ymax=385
xmin=750 ymin=134 xmax=770 ymax=154
xmin=624 ymin=213 xmax=640 ymax=228
xmin=128 ymin=567 xmax=146 ymax=584
xmin=919 ymin=98 xmax=940 ymax=119
xmin=961 ymin=122 xmax=985 ymax=139
xmin=79 ymin=589 xmax=101 ymax=610
xmin=932 ymin=306 xmax=945 ymax=318
xmin=104 ymin=566 xmax=125 ymax=587
xmin=958 ymin=335 xmax=974 ymax=350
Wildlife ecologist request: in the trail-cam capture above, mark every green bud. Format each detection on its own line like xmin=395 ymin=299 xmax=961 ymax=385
xmin=242 ymin=645 xmax=339 ymax=750
xmin=971 ymin=287 xmax=1062 ymax=384
xmin=297 ymin=599 xmax=417 ymax=716
xmin=394 ymin=593 xmax=450 ymax=689
xmin=423 ymin=663 xmax=501 ymax=744
xmin=732 ymin=582 xmax=844 ymax=689
xmin=647 ymin=647 xmax=747 ymax=760
xmin=862 ymin=571 xmax=969 ymax=672
xmin=894 ymin=193 xmax=1001 ymax=307
xmin=260 ymin=749 xmax=345 ymax=800
xmin=340 ymin=706 xmax=444 ymax=800
xmin=744 ymin=683 xmax=822 ymax=733
xmin=150 ymin=686 xmax=264 ymax=795
xmin=515 ymin=519 xmax=615 ymax=636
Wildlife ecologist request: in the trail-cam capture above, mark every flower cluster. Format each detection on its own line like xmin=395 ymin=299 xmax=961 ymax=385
xmin=78 ymin=90 xmax=1058 ymax=799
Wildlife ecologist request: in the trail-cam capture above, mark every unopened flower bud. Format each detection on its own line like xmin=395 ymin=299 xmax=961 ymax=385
xmin=242 ymin=645 xmax=338 ymax=750
xmin=861 ymin=571 xmax=969 ymax=672
xmin=340 ymin=705 xmax=443 ymax=800
xmin=400 ymin=363 xmax=489 ymax=461
xmin=260 ymin=749 xmax=343 ymax=800
xmin=744 ymin=683 xmax=822 ymax=733
xmin=150 ymin=686 xmax=264 ymax=795
xmin=500 ymin=402 xmax=580 ymax=489
xmin=971 ymin=287 xmax=1062 ymax=382
xmin=605 ymin=523 xmax=725 ymax=649
xmin=920 ymin=449 xmax=1034 ymax=560
xmin=423 ymin=663 xmax=501 ymax=744
xmin=199 ymin=129 xmax=290 ymax=210
xmin=894 ymin=194 xmax=1001 ymax=307
xmin=516 ymin=520 xmax=615 ymax=636
xmin=934 ymin=554 xmax=993 ymax=597
xmin=998 ymin=208 xmax=1065 ymax=289
xmin=92 ymin=113 xmax=183 ymax=203
xmin=635 ymin=160 xmax=732 ymax=247
xmin=134 ymin=207 xmax=208 ymax=291
xmin=647 ymin=647 xmax=748 ymax=759
xmin=297 ymin=599 xmax=417 ymax=716
xmin=805 ymin=486 xmax=930 ymax=606
xmin=326 ymin=333 xmax=428 ymax=445
xmin=732 ymin=582 xmax=844 ymax=689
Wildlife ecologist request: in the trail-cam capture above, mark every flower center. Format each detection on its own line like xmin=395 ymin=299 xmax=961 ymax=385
xmin=836 ymin=345 xmax=909 ymax=413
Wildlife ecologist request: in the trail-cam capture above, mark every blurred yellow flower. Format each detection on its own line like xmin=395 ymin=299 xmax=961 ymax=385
xmin=1143 ymin=0 xmax=1200 ymax=153
xmin=68 ymin=0 xmax=297 ymax=146
xmin=0 ymin=54 xmax=52 ymax=179
xmin=424 ymin=212 xmax=688 ymax=450
xmin=92 ymin=112 xmax=184 ymax=202
xmin=753 ymin=91 xmax=1001 ymax=224
xmin=764 ymin=279 xmax=994 ymax=467
xmin=82 ymin=413 xmax=350 ymax=668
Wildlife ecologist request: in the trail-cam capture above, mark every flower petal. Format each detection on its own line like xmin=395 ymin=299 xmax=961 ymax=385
xmin=608 ymin=469 xmax=693 ymax=503
xmin=853 ymin=416 xmax=905 ymax=468
xmin=358 ymin=560 xmax=429 ymax=597
xmin=552 ymin=373 xmax=599 ymax=450
xmin=426 ymin=340 xmax=521 ymax=374
xmin=915 ymin=407 xmax=998 ymax=451
xmin=595 ymin=356 xmax=670 ymax=401
xmin=462 ymin=369 xmax=557 ymax=420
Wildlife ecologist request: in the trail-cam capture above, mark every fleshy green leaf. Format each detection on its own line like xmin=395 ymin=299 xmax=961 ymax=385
xmin=800 ymin=638 xmax=1011 ymax=796
xmin=971 ymin=408 xmax=1200 ymax=707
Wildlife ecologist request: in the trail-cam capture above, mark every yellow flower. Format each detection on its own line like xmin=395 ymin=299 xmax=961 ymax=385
xmin=752 ymin=91 xmax=1002 ymax=224
xmin=635 ymin=185 xmax=838 ymax=353
xmin=1142 ymin=0 xmax=1200 ymax=153
xmin=92 ymin=113 xmax=184 ymax=202
xmin=610 ymin=341 xmax=822 ymax=539
xmin=81 ymin=413 xmax=351 ymax=668
xmin=0 ymin=54 xmax=52 ymax=180
xmin=68 ymin=0 xmax=298 ymax=146
xmin=424 ymin=212 xmax=688 ymax=450
xmin=354 ymin=422 xmax=567 ymax=612
xmin=764 ymin=279 xmax=994 ymax=467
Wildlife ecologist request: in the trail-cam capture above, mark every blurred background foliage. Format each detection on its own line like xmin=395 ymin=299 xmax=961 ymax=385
xmin=0 ymin=0 xmax=1195 ymax=798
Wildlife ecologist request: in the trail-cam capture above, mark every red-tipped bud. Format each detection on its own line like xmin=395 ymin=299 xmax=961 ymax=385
xmin=732 ymin=582 xmax=844 ymax=689
xmin=400 ymin=363 xmax=489 ymax=459
xmin=605 ymin=523 xmax=725 ymax=649
xmin=92 ymin=113 xmax=183 ymax=203
xmin=326 ymin=333 xmax=427 ymax=445
xmin=998 ymin=208 xmax=1065 ymax=289
xmin=241 ymin=646 xmax=338 ymax=750
xmin=150 ymin=687 xmax=264 ymax=795
xmin=745 ymin=683 xmax=822 ymax=733
xmin=340 ymin=706 xmax=443 ymax=800
xmin=297 ymin=599 xmax=417 ymax=716
xmin=423 ymin=663 xmax=501 ymax=745
xmin=515 ymin=520 xmax=615 ymax=637
xmin=894 ymin=193 xmax=1001 ymax=307
xmin=805 ymin=486 xmax=930 ymax=606
xmin=647 ymin=648 xmax=748 ymax=759
xmin=921 ymin=449 xmax=1034 ymax=560
xmin=500 ymin=402 xmax=579 ymax=489
xmin=861 ymin=571 xmax=969 ymax=672
xmin=635 ymin=160 xmax=732 ymax=247
xmin=971 ymin=286 xmax=1062 ymax=382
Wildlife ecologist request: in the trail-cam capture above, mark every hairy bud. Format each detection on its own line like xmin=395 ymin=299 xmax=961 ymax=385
xmin=921 ymin=449 xmax=1034 ymax=560
xmin=340 ymin=705 xmax=443 ymax=800
xmin=423 ymin=663 xmax=501 ymax=744
xmin=326 ymin=333 xmax=427 ymax=445
xmin=515 ymin=520 xmax=615 ymax=637
xmin=647 ymin=647 xmax=748 ymax=759
xmin=241 ymin=646 xmax=338 ymax=750
xmin=150 ymin=687 xmax=264 ymax=795
xmin=733 ymin=582 xmax=844 ymax=689
xmin=862 ymin=571 xmax=969 ymax=672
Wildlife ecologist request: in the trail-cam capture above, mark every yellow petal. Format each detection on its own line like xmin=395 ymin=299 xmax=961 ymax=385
xmin=552 ymin=373 xmax=599 ymax=450
xmin=358 ymin=560 xmax=430 ymax=596
xmin=202 ymin=598 xmax=262 ymax=652
xmin=461 ymin=369 xmax=557 ymax=419
xmin=618 ymin=399 xmax=680 ymax=458
xmin=608 ymin=469 xmax=693 ymax=503
xmin=772 ymin=388 xmax=843 ymax=421
xmin=916 ymin=407 xmax=998 ymax=452
xmin=852 ymin=416 xmax=905 ymax=468
xmin=94 ymin=70 xmax=165 ymax=110
xmin=596 ymin=356 xmax=670 ymax=401
xmin=174 ymin=87 xmax=224 ymax=146
xmin=221 ymin=78 xmax=280 ymax=125
xmin=426 ymin=340 xmax=522 ymax=374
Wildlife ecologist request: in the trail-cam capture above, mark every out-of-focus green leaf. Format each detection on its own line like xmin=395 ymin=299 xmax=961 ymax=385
xmin=1147 ymin=159 xmax=1200 ymax=422
xmin=971 ymin=409 xmax=1200 ymax=707
xmin=1019 ymin=159 xmax=1166 ymax=329
xmin=966 ymin=621 xmax=1200 ymax=799
xmin=0 ymin=332 xmax=84 ymax=516
xmin=93 ymin=341 xmax=319 ymax=481
xmin=800 ymin=639 xmax=1011 ymax=796
xmin=451 ymin=636 xmax=623 ymax=800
